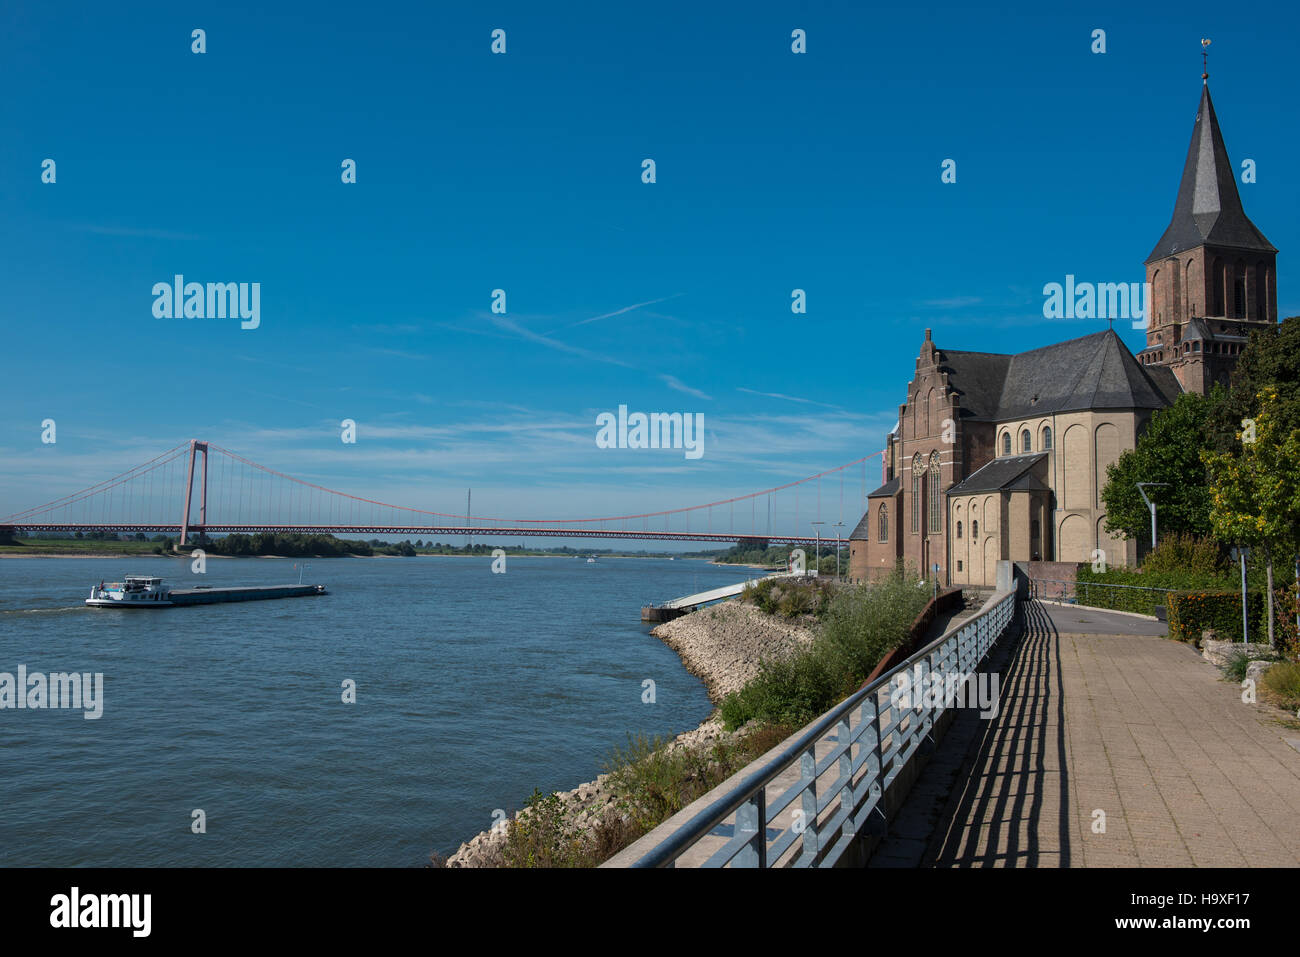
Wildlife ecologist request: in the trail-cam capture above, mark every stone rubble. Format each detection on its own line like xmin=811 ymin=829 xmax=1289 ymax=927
xmin=1201 ymin=637 xmax=1277 ymax=667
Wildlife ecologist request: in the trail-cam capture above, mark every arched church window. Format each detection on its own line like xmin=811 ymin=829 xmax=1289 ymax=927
xmin=972 ymin=520 xmax=979 ymax=539
xmin=1255 ymin=261 xmax=1268 ymax=320
xmin=1042 ymin=426 xmax=1053 ymax=450
xmin=1233 ymin=260 xmax=1247 ymax=318
xmin=911 ymin=453 xmax=924 ymax=534
xmin=878 ymin=504 xmax=888 ymax=543
xmin=1001 ymin=432 xmax=1011 ymax=456
xmin=956 ymin=521 xmax=963 ymax=539
xmin=1211 ymin=257 xmax=1225 ymax=315
xmin=928 ymin=451 xmax=941 ymax=533
xmin=1021 ymin=429 xmax=1031 ymax=453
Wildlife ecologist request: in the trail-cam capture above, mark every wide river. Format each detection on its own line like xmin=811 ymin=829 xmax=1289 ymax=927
xmin=0 ymin=555 xmax=747 ymax=866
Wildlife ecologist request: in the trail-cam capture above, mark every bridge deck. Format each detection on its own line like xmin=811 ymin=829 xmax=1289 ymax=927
xmin=871 ymin=600 xmax=1300 ymax=867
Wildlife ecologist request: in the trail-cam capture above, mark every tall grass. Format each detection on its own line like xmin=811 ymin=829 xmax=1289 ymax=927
xmin=498 ymin=723 xmax=796 ymax=868
xmin=1262 ymin=661 xmax=1300 ymax=711
xmin=719 ymin=568 xmax=929 ymax=730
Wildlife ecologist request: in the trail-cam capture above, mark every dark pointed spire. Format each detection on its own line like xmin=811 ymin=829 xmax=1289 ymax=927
xmin=1145 ymin=82 xmax=1275 ymax=263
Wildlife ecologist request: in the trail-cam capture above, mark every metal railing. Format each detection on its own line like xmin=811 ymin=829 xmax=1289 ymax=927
xmin=621 ymin=589 xmax=1017 ymax=868
xmin=1029 ymin=577 xmax=1172 ymax=614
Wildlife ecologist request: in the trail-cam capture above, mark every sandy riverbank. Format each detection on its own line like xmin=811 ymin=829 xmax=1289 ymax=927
xmin=443 ymin=599 xmax=814 ymax=867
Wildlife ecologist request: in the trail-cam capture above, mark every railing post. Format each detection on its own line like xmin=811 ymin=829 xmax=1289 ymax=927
xmin=735 ymin=790 xmax=767 ymax=867
xmin=797 ymin=747 xmax=819 ymax=863
xmin=862 ymin=696 xmax=887 ymax=835
xmin=837 ymin=717 xmax=855 ymax=833
xmin=915 ymin=657 xmax=934 ymax=753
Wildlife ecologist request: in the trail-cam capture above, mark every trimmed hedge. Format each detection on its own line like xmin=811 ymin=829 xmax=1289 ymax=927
xmin=1074 ymin=566 xmax=1236 ymax=617
xmin=1073 ymin=579 xmax=1170 ymax=616
xmin=1167 ymin=590 xmax=1267 ymax=644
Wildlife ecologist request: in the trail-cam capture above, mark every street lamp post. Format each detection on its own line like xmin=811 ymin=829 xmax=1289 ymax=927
xmin=810 ymin=522 xmax=824 ymax=577
xmin=832 ymin=521 xmax=846 ymax=580
xmin=1135 ymin=482 xmax=1170 ymax=551
xmin=1232 ymin=546 xmax=1251 ymax=645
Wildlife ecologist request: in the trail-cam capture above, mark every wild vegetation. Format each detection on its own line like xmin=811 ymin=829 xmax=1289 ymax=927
xmin=1261 ymin=661 xmax=1300 ymax=712
xmin=495 ymin=722 xmax=795 ymax=868
xmin=736 ymin=575 xmax=836 ymax=619
xmin=720 ymin=568 xmax=929 ymax=730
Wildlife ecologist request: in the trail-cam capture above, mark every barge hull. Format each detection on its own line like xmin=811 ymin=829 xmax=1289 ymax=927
xmin=163 ymin=584 xmax=325 ymax=606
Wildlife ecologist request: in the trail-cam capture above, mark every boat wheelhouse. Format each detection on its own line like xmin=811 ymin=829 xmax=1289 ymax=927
xmin=87 ymin=576 xmax=173 ymax=607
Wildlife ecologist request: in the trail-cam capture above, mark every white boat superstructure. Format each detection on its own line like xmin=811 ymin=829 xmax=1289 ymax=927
xmin=87 ymin=576 xmax=173 ymax=607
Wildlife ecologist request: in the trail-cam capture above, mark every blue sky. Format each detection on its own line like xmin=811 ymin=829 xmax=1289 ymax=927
xmin=2 ymin=0 xmax=1297 ymax=542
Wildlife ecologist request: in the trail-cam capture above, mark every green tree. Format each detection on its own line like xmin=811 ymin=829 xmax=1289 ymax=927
xmin=1206 ymin=315 xmax=1300 ymax=453
xmin=1101 ymin=392 xmax=1215 ymax=544
xmin=1203 ymin=387 xmax=1300 ymax=646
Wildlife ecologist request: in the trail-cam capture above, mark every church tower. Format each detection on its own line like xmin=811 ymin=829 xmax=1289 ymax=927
xmin=1140 ymin=62 xmax=1278 ymax=394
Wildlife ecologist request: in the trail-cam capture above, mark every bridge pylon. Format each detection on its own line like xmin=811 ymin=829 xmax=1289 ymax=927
xmin=176 ymin=440 xmax=209 ymax=551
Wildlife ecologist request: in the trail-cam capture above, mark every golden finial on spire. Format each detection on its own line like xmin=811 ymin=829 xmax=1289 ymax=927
xmin=1201 ymin=38 xmax=1211 ymax=82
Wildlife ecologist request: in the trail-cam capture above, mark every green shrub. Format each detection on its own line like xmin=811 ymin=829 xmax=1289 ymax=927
xmin=1167 ymin=589 xmax=1266 ymax=644
xmin=738 ymin=576 xmax=834 ymax=620
xmin=1141 ymin=534 xmax=1228 ymax=577
xmin=604 ymin=732 xmax=750 ymax=831
xmin=1075 ymin=563 xmax=1240 ymax=616
xmin=502 ymin=789 xmax=587 ymax=868
xmin=720 ymin=569 xmax=929 ymax=730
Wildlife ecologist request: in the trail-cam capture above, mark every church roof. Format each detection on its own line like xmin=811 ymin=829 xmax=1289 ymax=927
xmin=1142 ymin=364 xmax=1184 ymax=405
xmin=948 ymin=453 xmax=1049 ymax=496
xmin=1146 ymin=83 xmax=1275 ymax=263
xmin=866 ymin=476 xmax=900 ymax=499
xmin=938 ymin=329 xmax=1176 ymax=421
xmin=935 ymin=350 xmax=1013 ymax=419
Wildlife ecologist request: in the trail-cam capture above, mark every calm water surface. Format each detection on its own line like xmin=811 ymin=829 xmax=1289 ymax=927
xmin=0 ymin=555 xmax=744 ymax=866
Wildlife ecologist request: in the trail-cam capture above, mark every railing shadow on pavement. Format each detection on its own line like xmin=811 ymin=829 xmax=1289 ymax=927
xmin=923 ymin=598 xmax=1071 ymax=867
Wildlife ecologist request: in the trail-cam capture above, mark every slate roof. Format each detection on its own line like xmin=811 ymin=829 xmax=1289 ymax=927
xmin=947 ymin=453 xmax=1049 ymax=496
xmin=937 ymin=329 xmax=1176 ymax=421
xmin=1146 ymin=83 xmax=1275 ymax=263
xmin=1142 ymin=364 xmax=1184 ymax=405
xmin=866 ymin=476 xmax=900 ymax=499
xmin=936 ymin=350 xmax=1013 ymax=420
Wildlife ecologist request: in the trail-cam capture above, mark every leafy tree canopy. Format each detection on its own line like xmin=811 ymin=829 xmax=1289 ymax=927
xmin=1102 ymin=392 xmax=1215 ymax=543
xmin=1206 ymin=315 xmax=1300 ymax=453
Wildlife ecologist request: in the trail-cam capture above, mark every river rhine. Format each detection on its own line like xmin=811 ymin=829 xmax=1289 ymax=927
xmin=0 ymin=555 xmax=746 ymax=866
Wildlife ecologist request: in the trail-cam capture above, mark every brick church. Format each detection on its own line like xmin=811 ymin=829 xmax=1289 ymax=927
xmin=848 ymin=76 xmax=1279 ymax=586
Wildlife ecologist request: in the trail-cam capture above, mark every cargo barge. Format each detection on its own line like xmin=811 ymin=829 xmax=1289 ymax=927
xmin=86 ymin=576 xmax=327 ymax=608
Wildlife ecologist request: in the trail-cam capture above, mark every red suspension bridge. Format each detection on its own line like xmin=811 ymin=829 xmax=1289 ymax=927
xmin=2 ymin=440 xmax=882 ymax=548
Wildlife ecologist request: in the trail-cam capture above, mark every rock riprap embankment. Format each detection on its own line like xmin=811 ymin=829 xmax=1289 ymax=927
xmin=648 ymin=601 xmax=816 ymax=701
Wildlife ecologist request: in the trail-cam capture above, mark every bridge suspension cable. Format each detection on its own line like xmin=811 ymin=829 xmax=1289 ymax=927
xmin=3 ymin=440 xmax=884 ymax=543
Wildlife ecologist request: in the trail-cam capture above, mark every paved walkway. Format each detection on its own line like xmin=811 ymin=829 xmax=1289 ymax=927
xmin=871 ymin=600 xmax=1300 ymax=867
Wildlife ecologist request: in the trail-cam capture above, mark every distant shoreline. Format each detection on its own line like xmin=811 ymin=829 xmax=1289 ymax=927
xmin=0 ymin=549 xmax=716 ymax=561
